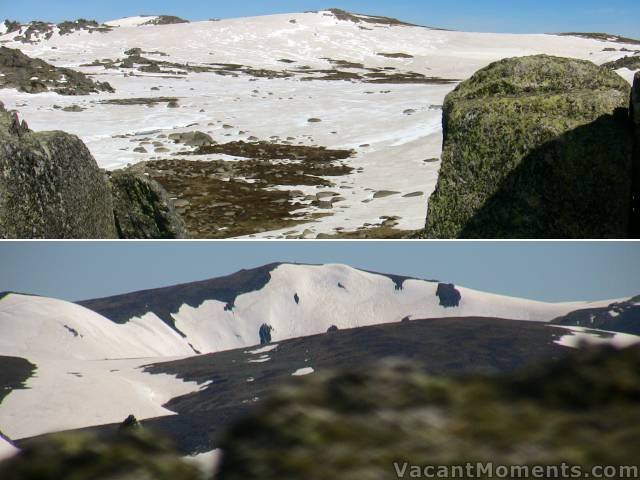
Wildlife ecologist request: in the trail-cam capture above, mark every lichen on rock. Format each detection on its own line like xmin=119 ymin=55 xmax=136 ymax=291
xmin=108 ymin=170 xmax=188 ymax=239
xmin=0 ymin=46 xmax=114 ymax=95
xmin=0 ymin=103 xmax=118 ymax=238
xmin=631 ymin=72 xmax=640 ymax=237
xmin=424 ymin=55 xmax=634 ymax=239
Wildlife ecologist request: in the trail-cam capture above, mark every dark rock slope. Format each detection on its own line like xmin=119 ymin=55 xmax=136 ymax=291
xmin=632 ymin=72 xmax=640 ymax=237
xmin=552 ymin=295 xmax=640 ymax=335
xmin=0 ymin=46 xmax=114 ymax=95
xmin=424 ymin=55 xmax=634 ymax=239
xmin=216 ymin=346 xmax=640 ymax=480
xmin=0 ymin=104 xmax=118 ymax=238
xmin=108 ymin=171 xmax=187 ymax=239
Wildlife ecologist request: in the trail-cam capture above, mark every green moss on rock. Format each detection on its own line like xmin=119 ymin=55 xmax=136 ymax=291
xmin=631 ymin=72 xmax=640 ymax=237
xmin=0 ymin=104 xmax=118 ymax=238
xmin=216 ymin=346 xmax=640 ymax=480
xmin=424 ymin=55 xmax=634 ymax=238
xmin=0 ymin=429 xmax=202 ymax=480
xmin=108 ymin=170 xmax=188 ymax=239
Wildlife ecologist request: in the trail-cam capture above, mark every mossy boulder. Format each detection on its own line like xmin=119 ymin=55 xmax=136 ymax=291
xmin=216 ymin=346 xmax=640 ymax=480
xmin=632 ymin=72 xmax=640 ymax=237
xmin=0 ymin=104 xmax=118 ymax=238
xmin=424 ymin=55 xmax=633 ymax=238
xmin=0 ymin=429 xmax=202 ymax=480
xmin=108 ymin=170 xmax=188 ymax=239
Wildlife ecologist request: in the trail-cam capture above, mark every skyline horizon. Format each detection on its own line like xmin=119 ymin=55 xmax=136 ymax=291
xmin=3 ymin=1 xmax=640 ymax=39
xmin=0 ymin=242 xmax=639 ymax=304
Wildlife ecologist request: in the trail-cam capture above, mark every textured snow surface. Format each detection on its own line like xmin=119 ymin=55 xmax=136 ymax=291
xmin=0 ymin=264 xmax=622 ymax=360
xmin=0 ymin=11 xmax=637 ymax=237
xmin=104 ymin=16 xmax=159 ymax=27
xmin=0 ymin=356 xmax=206 ymax=440
xmin=0 ymin=294 xmax=194 ymax=360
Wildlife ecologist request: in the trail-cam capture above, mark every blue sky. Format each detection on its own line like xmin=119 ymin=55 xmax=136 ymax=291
xmin=0 ymin=242 xmax=638 ymax=302
xmin=3 ymin=0 xmax=640 ymax=38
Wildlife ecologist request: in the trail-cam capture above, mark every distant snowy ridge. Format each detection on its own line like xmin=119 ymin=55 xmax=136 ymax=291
xmin=104 ymin=16 xmax=160 ymax=28
xmin=0 ymin=264 xmax=623 ymax=361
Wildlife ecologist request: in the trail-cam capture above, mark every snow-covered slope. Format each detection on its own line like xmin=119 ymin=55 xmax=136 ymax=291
xmin=1 ymin=10 xmax=637 ymax=237
xmin=0 ymin=263 xmax=632 ymax=441
xmin=0 ymin=294 xmax=194 ymax=360
xmin=0 ymin=264 xmax=620 ymax=360
xmin=166 ymin=263 xmax=618 ymax=353
xmin=104 ymin=16 xmax=159 ymax=28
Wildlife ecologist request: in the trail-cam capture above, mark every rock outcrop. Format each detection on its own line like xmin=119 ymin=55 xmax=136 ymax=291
xmin=168 ymin=131 xmax=214 ymax=147
xmin=0 ymin=104 xmax=118 ymax=238
xmin=424 ymin=55 xmax=634 ymax=238
xmin=0 ymin=46 xmax=114 ymax=95
xmin=108 ymin=171 xmax=188 ymax=239
xmin=216 ymin=346 xmax=640 ymax=480
xmin=0 ymin=104 xmax=187 ymax=238
xmin=632 ymin=72 xmax=640 ymax=237
xmin=143 ymin=15 xmax=190 ymax=26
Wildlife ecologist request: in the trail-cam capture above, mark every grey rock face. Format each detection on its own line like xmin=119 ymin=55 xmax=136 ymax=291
xmin=632 ymin=72 xmax=640 ymax=237
xmin=108 ymin=171 xmax=188 ymax=239
xmin=168 ymin=131 xmax=214 ymax=147
xmin=0 ymin=104 xmax=118 ymax=238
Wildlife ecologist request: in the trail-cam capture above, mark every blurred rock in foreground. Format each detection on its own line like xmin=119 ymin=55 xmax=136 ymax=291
xmin=216 ymin=346 xmax=640 ymax=479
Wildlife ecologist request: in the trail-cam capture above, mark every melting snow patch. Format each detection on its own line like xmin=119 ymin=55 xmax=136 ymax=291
xmin=248 ymin=356 xmax=271 ymax=363
xmin=292 ymin=367 xmax=314 ymax=376
xmin=246 ymin=344 xmax=279 ymax=355
xmin=553 ymin=326 xmax=640 ymax=349
xmin=198 ymin=380 xmax=213 ymax=391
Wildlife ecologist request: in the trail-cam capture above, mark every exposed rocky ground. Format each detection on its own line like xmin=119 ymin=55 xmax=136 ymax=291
xmin=0 ymin=46 xmax=114 ymax=94
xmin=424 ymin=55 xmax=634 ymax=238
xmin=215 ymin=346 xmax=640 ymax=480
xmin=602 ymin=55 xmax=640 ymax=71
xmin=556 ymin=32 xmax=640 ymax=45
xmin=551 ymin=295 xmax=640 ymax=335
xmin=0 ymin=356 xmax=35 ymax=404
xmin=122 ymin=142 xmax=353 ymax=238
xmin=4 ymin=19 xmax=113 ymax=44
xmin=142 ymin=15 xmax=189 ymax=26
